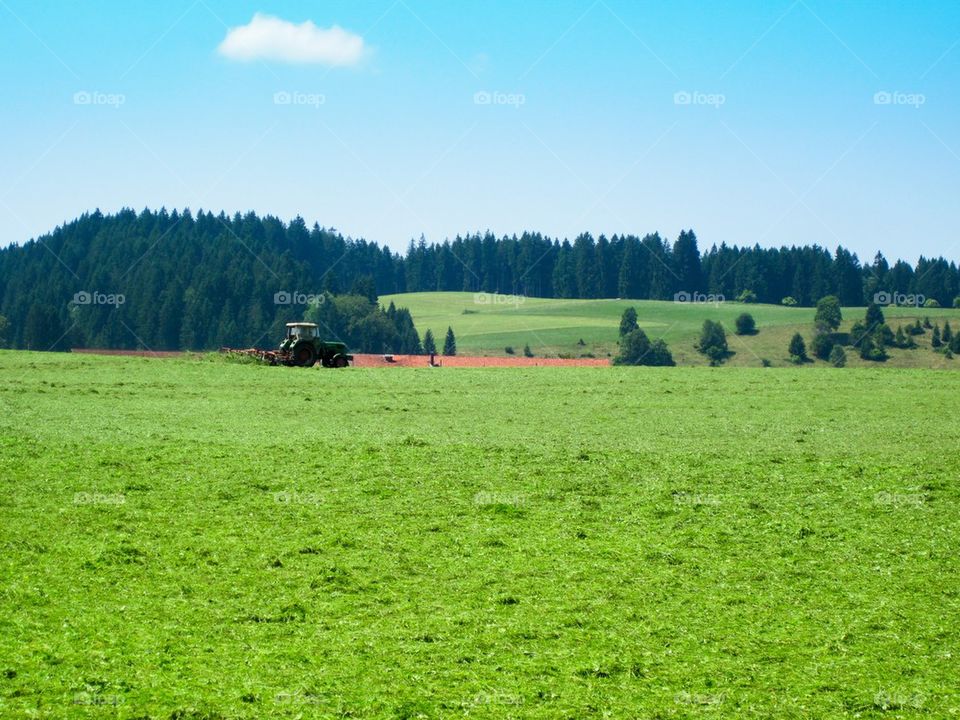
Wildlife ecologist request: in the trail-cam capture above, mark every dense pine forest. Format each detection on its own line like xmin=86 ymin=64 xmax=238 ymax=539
xmin=0 ymin=207 xmax=957 ymax=351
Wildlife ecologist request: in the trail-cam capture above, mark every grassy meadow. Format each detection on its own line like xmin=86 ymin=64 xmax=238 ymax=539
xmin=1 ymin=351 xmax=958 ymax=718
xmin=381 ymin=292 xmax=960 ymax=367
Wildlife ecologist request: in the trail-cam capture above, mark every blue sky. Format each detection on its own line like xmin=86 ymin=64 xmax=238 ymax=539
xmin=1 ymin=0 xmax=958 ymax=261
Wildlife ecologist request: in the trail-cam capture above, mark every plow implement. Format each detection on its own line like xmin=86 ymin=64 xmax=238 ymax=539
xmin=219 ymin=347 xmax=289 ymax=365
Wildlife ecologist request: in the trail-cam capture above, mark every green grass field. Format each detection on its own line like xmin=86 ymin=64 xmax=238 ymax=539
xmin=1 ymin=351 xmax=958 ymax=718
xmin=381 ymin=292 xmax=960 ymax=367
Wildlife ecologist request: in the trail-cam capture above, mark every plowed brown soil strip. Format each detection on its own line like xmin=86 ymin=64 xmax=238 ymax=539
xmin=351 ymin=354 xmax=610 ymax=367
xmin=72 ymin=348 xmax=610 ymax=367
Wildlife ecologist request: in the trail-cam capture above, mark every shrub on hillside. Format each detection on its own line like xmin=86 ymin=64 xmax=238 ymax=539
xmin=624 ymin=308 xmax=640 ymax=336
xmin=811 ymin=332 xmax=834 ymax=360
xmin=619 ymin=307 xmax=639 ymax=336
xmin=850 ymin=320 xmax=867 ymax=346
xmin=865 ymin=302 xmax=885 ymax=328
xmin=829 ymin=345 xmax=847 ymax=367
xmin=644 ymin=339 xmax=675 ymax=366
xmin=788 ymin=333 xmax=808 ymax=363
xmin=615 ymin=328 xmax=648 ymax=364
xmin=614 ymin=329 xmax=674 ymax=366
xmin=423 ymin=329 xmax=437 ymax=355
xmin=858 ymin=332 xmax=888 ymax=361
xmin=734 ymin=313 xmax=756 ymax=335
xmin=697 ymin=320 xmax=730 ymax=366
xmin=878 ymin=324 xmax=895 ymax=347
xmin=814 ymin=296 xmax=842 ymax=332
xmin=894 ymin=325 xmax=907 ymax=348
xmin=443 ymin=327 xmax=457 ymax=356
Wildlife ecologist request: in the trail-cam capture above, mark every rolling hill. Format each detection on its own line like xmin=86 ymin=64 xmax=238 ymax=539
xmin=380 ymin=292 xmax=960 ymax=368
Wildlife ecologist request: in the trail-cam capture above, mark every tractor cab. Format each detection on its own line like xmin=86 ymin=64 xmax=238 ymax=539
xmin=285 ymin=322 xmax=318 ymax=341
xmin=280 ymin=322 xmax=317 ymax=352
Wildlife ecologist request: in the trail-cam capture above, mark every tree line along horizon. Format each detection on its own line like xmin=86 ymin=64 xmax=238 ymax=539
xmin=1 ymin=207 xmax=959 ymax=353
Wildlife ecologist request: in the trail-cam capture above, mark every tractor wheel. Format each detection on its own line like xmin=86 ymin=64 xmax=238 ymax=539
xmin=291 ymin=341 xmax=317 ymax=367
xmin=333 ymin=355 xmax=349 ymax=368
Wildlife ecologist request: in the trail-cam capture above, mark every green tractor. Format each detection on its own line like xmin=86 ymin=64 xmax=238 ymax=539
xmin=280 ymin=323 xmax=353 ymax=367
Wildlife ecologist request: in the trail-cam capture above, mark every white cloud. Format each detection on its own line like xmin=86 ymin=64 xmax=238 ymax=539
xmin=218 ymin=13 xmax=366 ymax=66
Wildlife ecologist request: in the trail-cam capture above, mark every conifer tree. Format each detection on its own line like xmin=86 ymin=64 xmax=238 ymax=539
xmin=619 ymin=307 xmax=639 ymax=336
xmin=443 ymin=326 xmax=456 ymax=356
xmin=788 ymin=333 xmax=808 ymax=362
xmin=423 ymin=329 xmax=437 ymax=354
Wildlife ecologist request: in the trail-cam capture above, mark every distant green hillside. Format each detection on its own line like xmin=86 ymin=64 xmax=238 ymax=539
xmin=381 ymin=292 xmax=960 ymax=368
